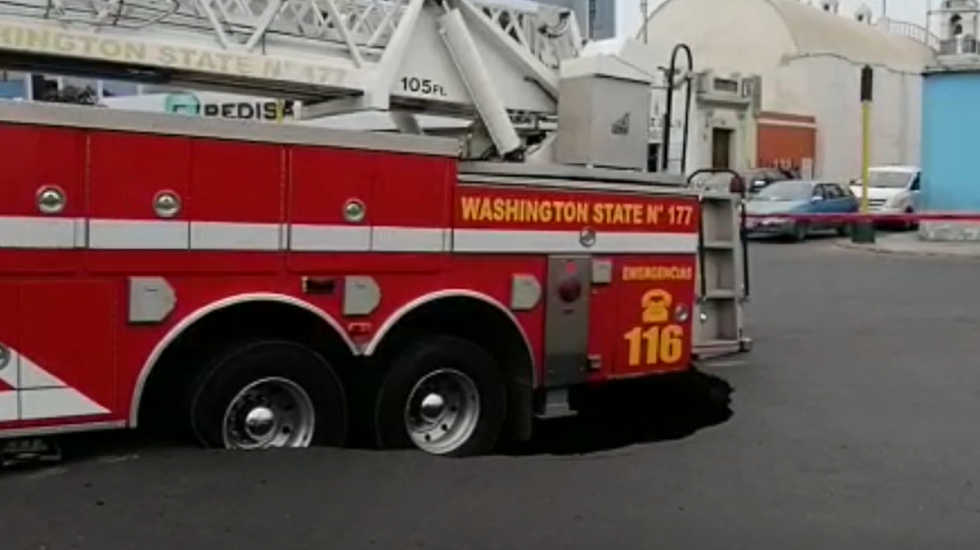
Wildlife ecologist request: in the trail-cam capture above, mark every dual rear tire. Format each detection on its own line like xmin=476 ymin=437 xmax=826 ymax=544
xmin=187 ymin=336 xmax=506 ymax=457
xmin=188 ymin=341 xmax=348 ymax=450
xmin=374 ymin=335 xmax=506 ymax=457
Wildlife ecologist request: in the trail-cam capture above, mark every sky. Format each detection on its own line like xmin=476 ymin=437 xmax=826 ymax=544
xmin=617 ymin=0 xmax=930 ymax=37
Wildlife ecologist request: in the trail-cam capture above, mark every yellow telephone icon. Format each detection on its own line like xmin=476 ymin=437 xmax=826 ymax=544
xmin=641 ymin=289 xmax=673 ymax=324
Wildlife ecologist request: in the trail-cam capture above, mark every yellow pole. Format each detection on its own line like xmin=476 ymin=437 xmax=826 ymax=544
xmin=861 ymin=100 xmax=871 ymax=214
xmin=853 ymin=65 xmax=876 ymax=243
xmin=276 ymin=99 xmax=285 ymax=124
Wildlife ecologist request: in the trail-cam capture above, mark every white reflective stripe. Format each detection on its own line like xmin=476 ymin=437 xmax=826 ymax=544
xmin=19 ymin=387 xmax=110 ymax=420
xmin=373 ymin=226 xmax=447 ymax=252
xmin=290 ymin=224 xmax=371 ymax=251
xmin=453 ymin=229 xmax=699 ymax=254
xmin=73 ymin=218 xmax=88 ymax=248
xmin=592 ymin=232 xmax=698 ymax=253
xmin=0 ymin=392 xmax=16 ymax=422
xmin=0 ymin=216 xmax=80 ymax=249
xmin=19 ymin=353 xmax=66 ymax=389
xmin=89 ymin=219 xmax=189 ymax=250
xmin=0 ymin=345 xmax=110 ymax=421
xmin=191 ymin=221 xmax=282 ymax=251
xmin=0 ymin=351 xmax=17 ymax=388
xmin=0 ymin=217 xmax=699 ymax=254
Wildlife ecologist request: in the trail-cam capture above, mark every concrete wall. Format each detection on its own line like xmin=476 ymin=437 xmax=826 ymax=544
xmin=651 ymin=75 xmax=757 ymax=175
xmin=778 ymin=57 xmax=922 ymax=180
xmin=641 ymin=0 xmax=799 ymax=111
xmin=639 ymin=0 xmax=795 ymax=174
xmin=921 ymin=71 xmax=980 ymax=211
xmin=639 ymin=0 xmax=927 ymax=179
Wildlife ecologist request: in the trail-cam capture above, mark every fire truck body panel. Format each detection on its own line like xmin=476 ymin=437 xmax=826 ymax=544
xmin=0 ymin=0 xmax=747 ymax=453
xmin=0 ymin=103 xmax=708 ymax=441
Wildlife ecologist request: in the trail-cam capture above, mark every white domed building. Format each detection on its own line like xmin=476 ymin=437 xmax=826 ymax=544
xmin=638 ymin=0 xmax=936 ymax=179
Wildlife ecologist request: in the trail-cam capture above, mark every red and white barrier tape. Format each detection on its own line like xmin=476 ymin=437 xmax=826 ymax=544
xmin=743 ymin=212 xmax=980 ymax=224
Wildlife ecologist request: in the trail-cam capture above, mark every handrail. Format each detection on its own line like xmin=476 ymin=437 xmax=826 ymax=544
xmin=878 ymin=17 xmax=941 ymax=51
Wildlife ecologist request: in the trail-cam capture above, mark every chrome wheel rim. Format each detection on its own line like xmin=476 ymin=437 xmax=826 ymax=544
xmin=222 ymin=377 xmax=315 ymax=449
xmin=404 ymin=369 xmax=480 ymax=455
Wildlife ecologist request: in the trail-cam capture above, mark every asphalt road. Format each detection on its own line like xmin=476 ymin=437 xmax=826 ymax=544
xmin=4 ymin=238 xmax=980 ymax=549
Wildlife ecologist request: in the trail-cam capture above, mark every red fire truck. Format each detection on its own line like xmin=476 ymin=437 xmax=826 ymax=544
xmin=0 ymin=0 xmax=747 ymax=456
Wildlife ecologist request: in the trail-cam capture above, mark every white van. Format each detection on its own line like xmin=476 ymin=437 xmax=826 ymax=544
xmin=849 ymin=166 xmax=921 ymax=214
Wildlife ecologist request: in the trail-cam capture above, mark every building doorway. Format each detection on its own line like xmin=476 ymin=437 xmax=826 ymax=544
xmin=712 ymin=128 xmax=733 ymax=169
xmin=647 ymin=143 xmax=660 ymax=172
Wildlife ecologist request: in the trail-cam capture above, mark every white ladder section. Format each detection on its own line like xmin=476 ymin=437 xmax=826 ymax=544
xmin=0 ymin=0 xmax=581 ymax=122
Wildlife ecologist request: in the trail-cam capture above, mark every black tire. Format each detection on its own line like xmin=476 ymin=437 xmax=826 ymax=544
xmin=374 ymin=335 xmax=506 ymax=457
xmin=189 ymin=340 xmax=348 ymax=449
xmin=837 ymin=223 xmax=851 ymax=237
xmin=793 ymin=222 xmax=808 ymax=242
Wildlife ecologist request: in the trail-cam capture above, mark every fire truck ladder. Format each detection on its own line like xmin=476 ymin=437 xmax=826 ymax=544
xmin=0 ymin=0 xmax=582 ymax=155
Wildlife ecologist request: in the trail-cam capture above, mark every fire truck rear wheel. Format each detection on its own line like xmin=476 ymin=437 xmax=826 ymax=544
xmin=189 ymin=340 xmax=348 ymax=450
xmin=374 ymin=335 xmax=506 ymax=457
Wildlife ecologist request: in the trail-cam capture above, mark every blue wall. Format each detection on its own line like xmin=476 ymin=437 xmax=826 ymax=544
xmin=923 ymin=72 xmax=980 ymax=211
xmin=0 ymin=80 xmax=25 ymax=99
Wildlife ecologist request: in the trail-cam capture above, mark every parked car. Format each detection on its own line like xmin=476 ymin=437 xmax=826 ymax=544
xmin=745 ymin=180 xmax=859 ymax=241
xmin=849 ymin=166 xmax=921 ymax=228
xmin=691 ymin=167 xmax=795 ymax=195
xmin=742 ymin=167 xmax=796 ymax=194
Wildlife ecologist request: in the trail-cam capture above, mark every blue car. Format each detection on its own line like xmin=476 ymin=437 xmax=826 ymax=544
xmin=745 ymin=180 xmax=859 ymax=241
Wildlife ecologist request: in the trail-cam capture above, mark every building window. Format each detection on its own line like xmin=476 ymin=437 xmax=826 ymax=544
xmin=31 ymin=74 xmax=59 ymax=102
xmin=140 ymin=84 xmax=184 ymax=95
xmin=0 ymin=70 xmax=28 ymax=100
xmin=102 ymin=79 xmax=139 ymax=98
xmin=33 ymin=75 xmax=98 ymax=105
xmin=647 ymin=143 xmax=660 ymax=172
xmin=714 ymin=78 xmax=739 ymax=94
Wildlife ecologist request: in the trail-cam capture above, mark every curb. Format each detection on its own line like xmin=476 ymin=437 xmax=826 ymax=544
xmin=833 ymin=237 xmax=980 ymax=260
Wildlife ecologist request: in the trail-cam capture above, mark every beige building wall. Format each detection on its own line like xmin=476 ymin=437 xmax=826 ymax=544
xmin=638 ymin=0 xmax=934 ymax=179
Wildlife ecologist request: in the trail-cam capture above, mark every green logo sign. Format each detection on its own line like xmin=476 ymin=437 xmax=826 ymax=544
xmin=163 ymin=91 xmax=295 ymax=120
xmin=164 ymin=92 xmax=201 ymax=116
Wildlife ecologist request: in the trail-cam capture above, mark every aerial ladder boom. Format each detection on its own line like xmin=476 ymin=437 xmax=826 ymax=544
xmin=0 ymin=0 xmax=585 ymax=156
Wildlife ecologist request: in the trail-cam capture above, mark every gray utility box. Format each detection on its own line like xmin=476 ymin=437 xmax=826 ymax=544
xmin=556 ymin=54 xmax=652 ymax=171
